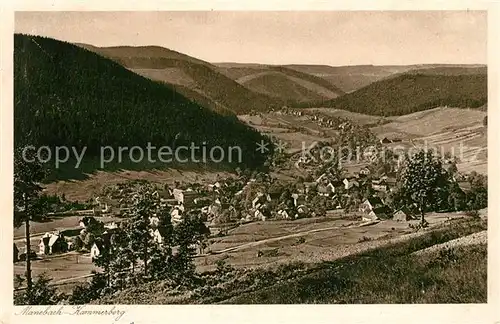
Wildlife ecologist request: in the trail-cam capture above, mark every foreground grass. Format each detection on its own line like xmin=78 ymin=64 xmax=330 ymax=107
xmin=225 ymin=244 xmax=486 ymax=304
xmin=221 ymin=218 xmax=487 ymax=304
xmin=96 ymin=217 xmax=486 ymax=304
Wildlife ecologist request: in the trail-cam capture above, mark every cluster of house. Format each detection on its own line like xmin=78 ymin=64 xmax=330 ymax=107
xmin=13 ymin=217 xmax=121 ymax=263
xmin=12 ymin=171 xmax=415 ymax=264
xmin=301 ymin=165 xmax=408 ymax=218
xmin=247 ymin=190 xmax=308 ymax=221
xmin=160 ymin=162 xmax=410 ymax=224
xmin=358 ymin=197 xmax=411 ymax=222
xmin=13 ymin=231 xmax=69 ymax=263
xmin=316 ymin=166 xmax=397 ymax=192
xmin=309 ymin=113 xmax=345 ymax=129
xmin=295 ymin=168 xmax=409 ymax=221
xmin=275 ymin=107 xmax=304 ymax=117
xmin=275 ymin=108 xmax=348 ymax=130
xmin=234 ymin=166 xmax=409 ymax=222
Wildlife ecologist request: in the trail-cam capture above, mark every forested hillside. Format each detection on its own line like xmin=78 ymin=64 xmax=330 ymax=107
xmin=285 ymin=64 xmax=486 ymax=93
xmin=79 ymin=44 xmax=281 ymax=114
xmin=14 ymin=34 xmax=269 ymax=169
xmin=214 ymin=63 xmax=345 ymax=104
xmin=294 ymin=73 xmax=487 ymax=116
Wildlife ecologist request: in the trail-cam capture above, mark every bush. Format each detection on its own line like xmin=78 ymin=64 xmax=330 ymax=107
xmin=465 ymin=209 xmax=480 ymax=218
xmin=14 ymin=274 xmax=65 ymax=305
xmin=68 ymin=272 xmax=108 ymax=304
xmin=358 ymin=236 xmax=372 ymax=243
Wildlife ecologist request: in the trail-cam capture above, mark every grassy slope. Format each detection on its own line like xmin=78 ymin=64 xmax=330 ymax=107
xmin=222 ymin=219 xmax=487 ymax=304
xmin=78 ymin=44 xmax=280 ymax=114
xmin=269 ymin=66 xmax=345 ymax=96
xmin=296 ymin=73 xmax=487 ymax=116
xmin=97 ymin=218 xmax=486 ymax=304
xmin=286 ymin=64 xmax=414 ymax=92
xmin=15 ymin=34 xmax=268 ymax=176
xmin=242 ymin=73 xmax=329 ymax=103
xmin=226 ymin=244 xmax=486 ymax=304
xmin=217 ymin=65 xmax=269 ymax=80
xmin=214 ymin=64 xmax=345 ymax=104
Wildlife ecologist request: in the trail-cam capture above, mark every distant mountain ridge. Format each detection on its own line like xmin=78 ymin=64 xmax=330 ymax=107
xmin=293 ymin=71 xmax=487 ymax=116
xmin=77 ymin=42 xmax=486 ymax=115
xmin=77 ymin=44 xmax=281 ymax=114
xmin=283 ymin=64 xmax=486 ymax=93
xmin=214 ymin=62 xmax=485 ymax=98
xmin=58 ymin=40 xmax=486 ymax=119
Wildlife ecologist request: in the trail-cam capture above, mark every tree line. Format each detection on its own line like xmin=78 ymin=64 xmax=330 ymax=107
xmin=293 ymin=73 xmax=487 ymax=116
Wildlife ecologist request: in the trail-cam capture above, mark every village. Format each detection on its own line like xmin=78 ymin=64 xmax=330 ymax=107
xmin=13 ymin=107 xmax=482 ymax=284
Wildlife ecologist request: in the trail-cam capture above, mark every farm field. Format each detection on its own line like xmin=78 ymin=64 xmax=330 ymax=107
xmin=14 ymin=210 xmax=480 ymax=289
xmin=194 ymin=211 xmax=475 ymax=272
xmin=381 ymin=107 xmax=486 ymax=136
xmin=14 ymin=252 xmax=97 ymax=294
xmin=238 ymin=114 xmax=329 ymax=153
xmin=381 ymin=108 xmax=487 ymax=174
xmin=240 ymin=107 xmax=487 ymax=175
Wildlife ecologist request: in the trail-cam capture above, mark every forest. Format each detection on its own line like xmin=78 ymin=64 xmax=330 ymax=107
xmin=294 ymin=73 xmax=487 ymax=116
xmin=14 ymin=34 xmax=270 ymax=170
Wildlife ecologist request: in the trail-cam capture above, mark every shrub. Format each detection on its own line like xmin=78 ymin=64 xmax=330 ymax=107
xmin=68 ymin=272 xmax=108 ymax=304
xmin=14 ymin=274 xmax=65 ymax=305
xmin=465 ymin=209 xmax=480 ymax=218
xmin=358 ymin=236 xmax=372 ymax=243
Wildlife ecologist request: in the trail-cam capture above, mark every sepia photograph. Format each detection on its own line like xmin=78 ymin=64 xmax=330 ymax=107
xmin=10 ymin=10 xmax=488 ymax=308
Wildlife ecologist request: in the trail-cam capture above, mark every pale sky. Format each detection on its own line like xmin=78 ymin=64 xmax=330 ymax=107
xmin=15 ymin=11 xmax=487 ymax=66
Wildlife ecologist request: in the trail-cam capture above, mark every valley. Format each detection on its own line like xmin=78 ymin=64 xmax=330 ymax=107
xmin=13 ymin=32 xmax=488 ymax=306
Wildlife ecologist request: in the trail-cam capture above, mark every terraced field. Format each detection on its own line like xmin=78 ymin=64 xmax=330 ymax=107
xmin=240 ymin=106 xmax=487 ymax=174
xmin=379 ymin=108 xmax=487 ymax=174
xmin=195 ymin=211 xmax=478 ymax=272
xmin=238 ymin=114 xmax=329 ymax=153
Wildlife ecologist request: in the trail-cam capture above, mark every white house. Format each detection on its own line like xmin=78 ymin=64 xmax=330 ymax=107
xmin=252 ymin=192 xmax=267 ymax=209
xmin=90 ymin=242 xmax=107 ymax=260
xmin=38 ymin=232 xmax=67 ymax=255
xmin=150 ymin=228 xmax=163 ymax=244
xmin=359 ymin=197 xmax=391 ymax=221
xmin=172 ymin=188 xmax=198 ymax=207
xmin=277 ymin=209 xmax=290 ymax=219
xmin=149 ymin=217 xmax=160 ymax=227
xmin=393 ymin=209 xmax=411 ymax=222
xmin=359 ymin=167 xmax=371 ymax=176
xmin=254 ymin=209 xmax=265 ymax=221
xmin=343 ymin=178 xmax=359 ymax=190
xmin=104 ymin=222 xmax=118 ymax=230
xmin=297 ymin=205 xmax=309 ymax=215
xmin=171 ymin=208 xmax=183 ymax=224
